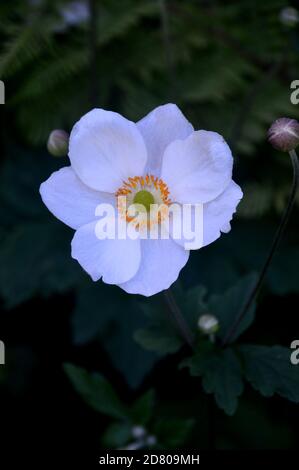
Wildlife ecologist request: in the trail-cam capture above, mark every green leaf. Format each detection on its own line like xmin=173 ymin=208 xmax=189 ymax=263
xmin=63 ymin=363 xmax=128 ymax=419
xmin=240 ymin=345 xmax=299 ymax=403
xmin=0 ymin=149 xmax=83 ymax=307
xmin=153 ymin=418 xmax=195 ymax=448
xmin=101 ymin=422 xmax=132 ymax=449
xmin=226 ymin=399 xmax=293 ymax=449
xmin=208 ymin=273 xmax=259 ymax=343
xmin=130 ymin=389 xmax=155 ymax=426
xmin=134 ymin=300 xmax=183 ymax=355
xmin=177 ymin=284 xmax=208 ymax=329
xmin=72 ymin=283 xmax=123 ymax=345
xmin=0 ymin=146 xmax=64 ymax=222
xmin=267 ymin=247 xmax=299 ymax=296
xmin=182 ymin=348 xmax=244 ymax=415
xmin=134 ymin=327 xmax=182 ymax=355
xmin=101 ymin=302 xmax=158 ymax=389
xmin=134 ymin=286 xmax=208 ymax=355
xmin=0 ymin=222 xmax=82 ymax=308
xmin=72 ymin=284 xmax=158 ymax=389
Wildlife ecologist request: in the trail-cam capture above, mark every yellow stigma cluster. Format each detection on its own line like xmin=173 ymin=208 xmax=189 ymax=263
xmin=116 ymin=175 xmax=171 ymax=203
xmin=115 ymin=174 xmax=171 ymax=229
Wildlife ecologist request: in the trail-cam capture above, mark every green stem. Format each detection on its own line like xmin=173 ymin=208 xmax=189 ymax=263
xmin=208 ymin=394 xmax=216 ymax=449
xmin=163 ymin=289 xmax=195 ymax=350
xmin=158 ymin=0 xmax=176 ymax=99
xmin=88 ymin=0 xmax=99 ymax=107
xmin=163 ymin=289 xmax=216 ymax=449
xmin=223 ymin=149 xmax=299 ymax=345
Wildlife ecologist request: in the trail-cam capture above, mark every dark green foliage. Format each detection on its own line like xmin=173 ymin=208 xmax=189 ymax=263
xmin=64 ymin=363 xmax=128 ymax=419
xmin=64 ymin=363 xmax=193 ymax=449
xmin=182 ymin=341 xmax=299 ymax=415
xmin=0 ymin=222 xmax=81 ymax=307
xmin=1 ymin=0 xmax=299 ymax=185
xmin=0 ymin=150 xmax=84 ymax=307
xmin=135 ymin=275 xmax=258 ymax=356
xmin=72 ymin=283 xmax=159 ymax=388
xmin=240 ymin=345 xmax=299 ymax=402
xmin=182 ymin=348 xmax=244 ymax=415
xmin=208 ymin=273 xmax=258 ymax=343
xmin=101 ymin=422 xmax=133 ymax=449
xmin=129 ymin=389 xmax=155 ymax=426
xmin=134 ymin=298 xmax=184 ymax=355
xmin=153 ymin=418 xmax=195 ymax=449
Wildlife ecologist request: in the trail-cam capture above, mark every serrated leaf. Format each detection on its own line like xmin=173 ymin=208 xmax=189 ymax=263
xmin=208 ymin=273 xmax=259 ymax=343
xmin=64 ymin=363 xmax=128 ymax=419
xmin=134 ymin=300 xmax=183 ymax=355
xmin=0 ymin=148 xmax=59 ymax=217
xmin=130 ymin=389 xmax=155 ymax=426
xmin=182 ymin=348 xmax=244 ymax=415
xmin=0 ymin=148 xmax=83 ymax=306
xmin=72 ymin=283 xmax=123 ymax=345
xmin=267 ymin=247 xmax=299 ymax=296
xmin=134 ymin=286 xmax=208 ymax=355
xmin=153 ymin=418 xmax=195 ymax=448
xmin=177 ymin=284 xmax=208 ymax=328
xmin=72 ymin=285 xmax=158 ymax=389
xmin=0 ymin=222 xmax=82 ymax=308
xmin=240 ymin=345 xmax=299 ymax=403
xmin=134 ymin=327 xmax=183 ymax=355
xmin=101 ymin=422 xmax=132 ymax=449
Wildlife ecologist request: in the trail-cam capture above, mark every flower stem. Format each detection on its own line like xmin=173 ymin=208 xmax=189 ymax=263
xmin=163 ymin=289 xmax=195 ymax=350
xmin=222 ymin=149 xmax=299 ymax=346
xmin=163 ymin=289 xmax=215 ymax=448
xmin=158 ymin=0 xmax=176 ymax=99
xmin=208 ymin=394 xmax=216 ymax=449
xmin=88 ymin=0 xmax=99 ymax=107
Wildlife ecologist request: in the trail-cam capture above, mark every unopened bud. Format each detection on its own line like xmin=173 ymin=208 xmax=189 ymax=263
xmin=268 ymin=118 xmax=299 ymax=152
xmin=131 ymin=425 xmax=146 ymax=439
xmin=47 ymin=129 xmax=69 ymax=157
xmin=279 ymin=7 xmax=299 ymax=27
xmin=198 ymin=314 xmax=219 ymax=334
xmin=146 ymin=435 xmax=157 ymax=446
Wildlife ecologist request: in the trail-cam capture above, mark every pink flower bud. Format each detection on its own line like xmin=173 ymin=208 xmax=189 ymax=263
xmin=47 ymin=129 xmax=69 ymax=157
xmin=268 ymin=118 xmax=299 ymax=152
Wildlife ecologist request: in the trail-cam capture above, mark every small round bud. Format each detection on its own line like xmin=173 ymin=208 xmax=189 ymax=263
xmin=279 ymin=7 xmax=299 ymax=27
xmin=198 ymin=314 xmax=219 ymax=335
xmin=47 ymin=129 xmax=69 ymax=157
xmin=268 ymin=118 xmax=299 ymax=152
xmin=131 ymin=425 xmax=146 ymax=439
xmin=146 ymin=435 xmax=157 ymax=446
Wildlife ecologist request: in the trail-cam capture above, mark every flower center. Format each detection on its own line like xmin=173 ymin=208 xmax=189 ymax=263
xmin=133 ymin=190 xmax=155 ymax=212
xmin=115 ymin=174 xmax=171 ymax=230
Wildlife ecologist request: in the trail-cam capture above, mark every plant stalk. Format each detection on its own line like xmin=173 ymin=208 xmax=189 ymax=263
xmin=88 ymin=0 xmax=99 ymax=107
xmin=163 ymin=289 xmax=196 ymax=351
xmin=223 ymin=149 xmax=299 ymax=345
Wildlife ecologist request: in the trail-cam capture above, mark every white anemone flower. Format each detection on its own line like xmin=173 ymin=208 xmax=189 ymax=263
xmin=40 ymin=104 xmax=243 ymax=296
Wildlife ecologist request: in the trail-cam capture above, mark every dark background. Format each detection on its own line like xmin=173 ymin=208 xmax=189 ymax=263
xmin=1 ymin=0 xmax=299 ymax=460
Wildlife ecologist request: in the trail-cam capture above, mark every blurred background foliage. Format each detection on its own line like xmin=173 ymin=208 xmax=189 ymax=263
xmin=1 ymin=0 xmax=299 ymax=455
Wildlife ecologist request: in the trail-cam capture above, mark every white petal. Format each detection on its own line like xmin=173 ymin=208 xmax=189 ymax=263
xmin=161 ymin=130 xmax=233 ymax=204
xmin=69 ymin=108 xmax=147 ymax=192
xmin=221 ymin=222 xmax=231 ymax=233
xmin=71 ymin=221 xmax=141 ymax=284
xmin=168 ymin=203 xmax=204 ymax=250
xmin=169 ymin=181 xmax=242 ymax=249
xmin=40 ymin=166 xmax=114 ymax=229
xmin=119 ymin=238 xmax=189 ymax=296
xmin=137 ymin=103 xmax=193 ymax=175
xmin=203 ymin=180 xmax=243 ymax=246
